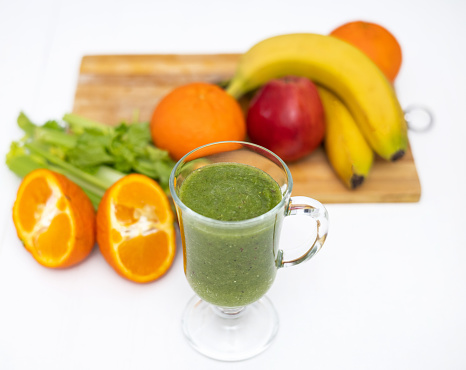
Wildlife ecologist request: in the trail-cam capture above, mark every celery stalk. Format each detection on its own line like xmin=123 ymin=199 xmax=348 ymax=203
xmin=6 ymin=112 xmax=174 ymax=209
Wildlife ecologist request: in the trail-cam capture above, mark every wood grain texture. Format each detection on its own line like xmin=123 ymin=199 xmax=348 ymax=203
xmin=72 ymin=54 xmax=421 ymax=203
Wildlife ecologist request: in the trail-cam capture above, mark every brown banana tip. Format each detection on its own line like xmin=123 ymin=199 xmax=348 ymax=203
xmin=390 ymin=149 xmax=405 ymax=162
xmin=350 ymin=174 xmax=365 ymax=189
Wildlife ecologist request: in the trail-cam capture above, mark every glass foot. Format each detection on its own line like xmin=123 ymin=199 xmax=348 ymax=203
xmin=181 ymin=295 xmax=279 ymax=361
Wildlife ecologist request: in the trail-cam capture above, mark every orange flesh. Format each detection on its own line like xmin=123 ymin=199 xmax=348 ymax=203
xmin=111 ymin=179 xmax=173 ymax=278
xmin=13 ymin=169 xmax=96 ymax=269
xmin=16 ymin=174 xmax=72 ymax=261
xmin=115 ymin=182 xmax=167 ymax=224
xmin=97 ymin=174 xmax=175 ymax=282
xmin=35 ymin=213 xmax=71 ymax=261
xmin=111 ymin=229 xmax=123 ymax=244
xmin=117 ymin=232 xmax=170 ymax=276
xmin=18 ymin=177 xmax=52 ymax=233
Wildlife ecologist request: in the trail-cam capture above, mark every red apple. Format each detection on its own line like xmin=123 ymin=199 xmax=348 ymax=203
xmin=246 ymin=76 xmax=325 ymax=162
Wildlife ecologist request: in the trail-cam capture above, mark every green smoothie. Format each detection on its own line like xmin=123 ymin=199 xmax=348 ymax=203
xmin=178 ymin=162 xmax=283 ymax=307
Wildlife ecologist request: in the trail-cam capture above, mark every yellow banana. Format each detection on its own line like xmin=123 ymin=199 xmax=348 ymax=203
xmin=226 ymin=33 xmax=408 ymax=161
xmin=319 ymin=87 xmax=374 ymax=189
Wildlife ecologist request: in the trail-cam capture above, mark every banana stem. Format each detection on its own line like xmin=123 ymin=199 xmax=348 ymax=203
xmin=225 ymin=79 xmax=243 ymax=99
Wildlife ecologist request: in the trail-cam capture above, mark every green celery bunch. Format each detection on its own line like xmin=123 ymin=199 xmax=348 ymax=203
xmin=6 ymin=112 xmax=176 ymax=208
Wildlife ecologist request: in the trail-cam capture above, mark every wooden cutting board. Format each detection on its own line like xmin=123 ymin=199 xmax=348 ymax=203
xmin=72 ymin=54 xmax=421 ymax=203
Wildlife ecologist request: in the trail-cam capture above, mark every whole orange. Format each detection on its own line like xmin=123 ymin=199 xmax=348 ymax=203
xmin=330 ymin=21 xmax=402 ymax=83
xmin=150 ymin=82 xmax=246 ymax=161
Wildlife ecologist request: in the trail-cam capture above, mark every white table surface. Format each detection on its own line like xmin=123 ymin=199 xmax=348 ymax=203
xmin=1 ymin=0 xmax=466 ymax=369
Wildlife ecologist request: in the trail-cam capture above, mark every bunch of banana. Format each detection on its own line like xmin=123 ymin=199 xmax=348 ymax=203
xmin=318 ymin=87 xmax=373 ymax=189
xmin=226 ymin=33 xmax=408 ymax=188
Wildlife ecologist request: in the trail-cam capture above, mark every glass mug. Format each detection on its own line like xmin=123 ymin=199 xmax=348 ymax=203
xmin=169 ymin=141 xmax=329 ymax=361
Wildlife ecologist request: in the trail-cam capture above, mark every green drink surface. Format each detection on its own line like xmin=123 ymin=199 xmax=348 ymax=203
xmin=178 ymin=162 xmax=283 ymax=307
xmin=179 ymin=162 xmax=282 ymax=221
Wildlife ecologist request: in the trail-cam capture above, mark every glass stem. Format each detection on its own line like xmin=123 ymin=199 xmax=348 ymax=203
xmin=213 ymin=305 xmax=246 ymax=319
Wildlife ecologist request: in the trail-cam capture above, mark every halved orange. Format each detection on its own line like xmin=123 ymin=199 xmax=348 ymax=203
xmin=96 ymin=174 xmax=176 ymax=283
xmin=12 ymin=169 xmax=96 ymax=268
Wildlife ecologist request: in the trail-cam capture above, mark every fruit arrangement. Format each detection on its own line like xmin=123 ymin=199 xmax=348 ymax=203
xmin=6 ymin=20 xmax=409 ymax=281
xmin=225 ymin=23 xmax=406 ymax=189
xmin=148 ymin=20 xmax=407 ymax=189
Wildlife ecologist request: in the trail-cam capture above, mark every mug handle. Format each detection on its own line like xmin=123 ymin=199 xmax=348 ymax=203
xmin=278 ymin=196 xmax=329 ymax=268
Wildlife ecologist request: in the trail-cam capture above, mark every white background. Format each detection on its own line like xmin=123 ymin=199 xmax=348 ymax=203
xmin=1 ymin=0 xmax=466 ymax=369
